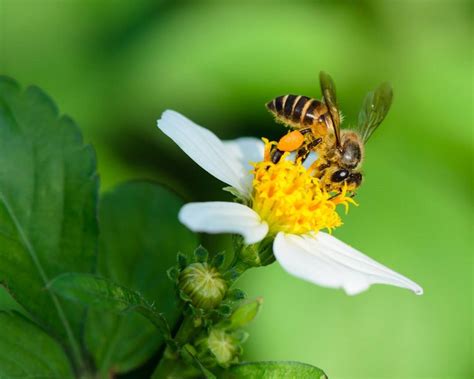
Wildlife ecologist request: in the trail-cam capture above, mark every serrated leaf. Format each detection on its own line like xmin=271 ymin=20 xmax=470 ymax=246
xmin=49 ymin=273 xmax=171 ymax=337
xmin=0 ymin=312 xmax=74 ymax=378
xmin=0 ymin=77 xmax=98 ymax=365
xmin=86 ymin=181 xmax=198 ymax=375
xmin=223 ymin=361 xmax=327 ymax=379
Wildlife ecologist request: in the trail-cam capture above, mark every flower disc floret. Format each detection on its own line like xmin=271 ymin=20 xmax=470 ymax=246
xmin=251 ymin=143 xmax=354 ymax=236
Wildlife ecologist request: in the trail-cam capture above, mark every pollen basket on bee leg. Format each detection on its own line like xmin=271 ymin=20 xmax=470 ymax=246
xmin=277 ymin=130 xmax=305 ymax=152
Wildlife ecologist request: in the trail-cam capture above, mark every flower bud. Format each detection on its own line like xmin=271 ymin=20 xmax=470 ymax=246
xmin=178 ymin=262 xmax=227 ymax=310
xmin=238 ymin=238 xmax=275 ymax=267
xmin=196 ymin=328 xmax=240 ymax=368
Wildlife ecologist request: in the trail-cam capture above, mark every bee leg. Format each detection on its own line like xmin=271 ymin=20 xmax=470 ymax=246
xmin=300 ymin=128 xmax=312 ymax=135
xmin=328 ymin=191 xmax=343 ymax=200
xmin=297 ymin=137 xmax=322 ymax=163
xmin=318 ymin=163 xmax=330 ymax=171
xmin=328 ymin=193 xmax=337 ymax=200
xmin=296 ymin=147 xmax=310 ymax=162
xmin=271 ymin=147 xmax=284 ymax=164
xmin=307 ymin=137 xmax=322 ymax=150
xmin=328 ymin=188 xmax=357 ymax=200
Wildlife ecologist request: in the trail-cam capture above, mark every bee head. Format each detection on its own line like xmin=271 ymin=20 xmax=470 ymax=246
xmin=347 ymin=172 xmax=362 ymax=187
xmin=330 ymin=169 xmax=349 ymax=183
xmin=330 ymin=169 xmax=363 ymax=191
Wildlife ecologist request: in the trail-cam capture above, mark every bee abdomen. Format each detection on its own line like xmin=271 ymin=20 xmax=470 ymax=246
xmin=266 ymin=95 xmax=323 ymax=126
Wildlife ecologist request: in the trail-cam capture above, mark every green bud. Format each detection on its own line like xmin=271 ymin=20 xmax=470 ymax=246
xmin=239 ymin=243 xmax=260 ymax=266
xmin=229 ymin=297 xmax=263 ymax=330
xmin=179 ymin=263 xmax=227 ymax=310
xmin=204 ymin=329 xmax=240 ymax=368
xmin=238 ymin=238 xmax=275 ymax=267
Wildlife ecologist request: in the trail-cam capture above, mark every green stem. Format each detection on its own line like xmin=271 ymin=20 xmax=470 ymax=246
xmin=226 ymin=236 xmax=275 ymax=283
xmin=174 ymin=312 xmax=199 ymax=346
xmin=152 ymin=356 xmax=198 ymax=379
xmin=153 ymin=311 xmax=201 ymax=378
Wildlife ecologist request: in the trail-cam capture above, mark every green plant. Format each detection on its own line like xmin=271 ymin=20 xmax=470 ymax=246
xmin=0 ymin=78 xmax=332 ymax=378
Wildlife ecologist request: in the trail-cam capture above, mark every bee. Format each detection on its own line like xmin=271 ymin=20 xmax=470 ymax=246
xmin=265 ymin=90 xmax=331 ymax=164
xmin=266 ymin=71 xmax=393 ymax=195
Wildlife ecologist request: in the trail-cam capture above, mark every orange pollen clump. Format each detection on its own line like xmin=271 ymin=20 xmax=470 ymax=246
xmin=251 ymin=140 xmax=355 ymax=236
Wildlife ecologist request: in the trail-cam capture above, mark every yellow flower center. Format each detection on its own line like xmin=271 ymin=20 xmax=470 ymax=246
xmin=251 ymin=140 xmax=355 ymax=235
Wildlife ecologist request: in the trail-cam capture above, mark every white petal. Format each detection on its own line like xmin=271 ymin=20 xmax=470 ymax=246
xmin=179 ymin=202 xmax=268 ymax=245
xmin=301 ymin=151 xmax=319 ymax=170
xmin=158 ymin=110 xmax=250 ymax=197
xmin=223 ymin=137 xmax=264 ymax=170
xmin=274 ymin=232 xmax=423 ymax=296
xmin=223 ymin=137 xmax=264 ymax=190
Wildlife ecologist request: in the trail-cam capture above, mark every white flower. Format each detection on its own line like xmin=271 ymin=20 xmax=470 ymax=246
xmin=157 ymin=110 xmax=423 ymax=296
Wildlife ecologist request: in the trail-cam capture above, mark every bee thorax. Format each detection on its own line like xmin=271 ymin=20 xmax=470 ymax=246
xmin=340 ymin=135 xmax=362 ymax=169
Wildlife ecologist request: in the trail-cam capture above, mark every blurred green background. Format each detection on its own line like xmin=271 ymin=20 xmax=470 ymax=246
xmin=0 ymin=1 xmax=471 ymax=378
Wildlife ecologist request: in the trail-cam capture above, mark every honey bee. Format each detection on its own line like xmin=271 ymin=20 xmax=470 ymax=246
xmin=266 ymin=71 xmax=393 ymax=195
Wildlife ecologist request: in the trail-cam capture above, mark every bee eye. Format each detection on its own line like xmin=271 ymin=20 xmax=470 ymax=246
xmin=331 ymin=169 xmax=349 ymax=182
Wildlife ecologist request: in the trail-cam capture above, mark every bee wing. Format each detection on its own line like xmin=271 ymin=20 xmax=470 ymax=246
xmin=356 ymin=82 xmax=393 ymax=143
xmin=319 ymin=71 xmax=341 ymax=148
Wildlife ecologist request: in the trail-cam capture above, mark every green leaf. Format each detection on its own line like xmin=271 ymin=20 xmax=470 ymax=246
xmin=0 ymin=311 xmax=74 ymax=378
xmin=223 ymin=361 xmax=327 ymax=379
xmin=86 ymin=181 xmax=198 ymax=375
xmin=0 ymin=285 xmax=27 ymax=316
xmin=49 ymin=273 xmax=171 ymax=338
xmin=0 ymin=77 xmax=98 ymax=365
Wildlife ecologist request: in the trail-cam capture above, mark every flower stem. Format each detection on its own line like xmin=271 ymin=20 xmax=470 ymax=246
xmin=174 ymin=313 xmax=199 ymax=347
xmin=153 ymin=310 xmax=202 ymax=378
xmin=227 ymin=236 xmax=275 ymax=282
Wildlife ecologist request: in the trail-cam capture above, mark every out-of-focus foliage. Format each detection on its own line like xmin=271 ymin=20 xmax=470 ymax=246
xmin=0 ymin=312 xmax=74 ymax=378
xmin=0 ymin=77 xmax=196 ymax=377
xmin=0 ymin=1 xmax=471 ymax=378
xmin=86 ymin=181 xmax=197 ymax=375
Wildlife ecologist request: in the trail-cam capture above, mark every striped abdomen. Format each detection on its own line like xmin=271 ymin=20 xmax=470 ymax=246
xmin=266 ymin=94 xmax=328 ymax=128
